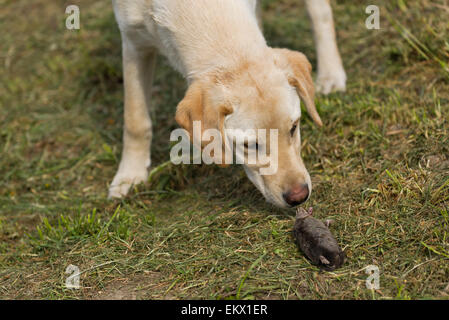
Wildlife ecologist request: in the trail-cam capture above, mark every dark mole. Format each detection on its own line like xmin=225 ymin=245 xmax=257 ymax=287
xmin=293 ymin=207 xmax=345 ymax=271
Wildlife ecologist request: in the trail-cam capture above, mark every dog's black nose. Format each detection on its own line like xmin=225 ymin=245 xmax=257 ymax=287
xmin=283 ymin=184 xmax=309 ymax=207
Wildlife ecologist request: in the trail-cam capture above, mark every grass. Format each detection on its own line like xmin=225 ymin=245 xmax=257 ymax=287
xmin=0 ymin=0 xmax=448 ymax=299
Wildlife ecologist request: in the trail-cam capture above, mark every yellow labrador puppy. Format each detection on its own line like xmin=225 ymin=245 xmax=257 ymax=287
xmin=109 ymin=0 xmax=346 ymax=208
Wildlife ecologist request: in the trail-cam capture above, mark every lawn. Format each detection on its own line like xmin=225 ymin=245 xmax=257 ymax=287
xmin=0 ymin=0 xmax=448 ymax=299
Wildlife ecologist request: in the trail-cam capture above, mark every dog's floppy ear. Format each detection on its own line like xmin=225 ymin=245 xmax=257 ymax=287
xmin=175 ymin=81 xmax=205 ymax=139
xmin=175 ymin=80 xmax=233 ymax=166
xmin=272 ymin=48 xmax=323 ymax=127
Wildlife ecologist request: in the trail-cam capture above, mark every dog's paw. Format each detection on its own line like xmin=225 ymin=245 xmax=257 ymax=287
xmin=316 ymin=67 xmax=347 ymax=95
xmin=108 ymin=168 xmax=148 ymax=199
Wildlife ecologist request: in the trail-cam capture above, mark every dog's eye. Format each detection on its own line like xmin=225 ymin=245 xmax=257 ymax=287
xmin=290 ymin=123 xmax=297 ymax=137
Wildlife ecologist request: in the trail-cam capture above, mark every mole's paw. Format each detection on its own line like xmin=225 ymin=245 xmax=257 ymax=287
xmin=319 ymin=255 xmax=330 ymax=265
xmin=324 ymin=219 xmax=334 ymax=228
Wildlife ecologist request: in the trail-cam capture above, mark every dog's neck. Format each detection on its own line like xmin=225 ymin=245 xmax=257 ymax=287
xmin=152 ymin=0 xmax=267 ymax=81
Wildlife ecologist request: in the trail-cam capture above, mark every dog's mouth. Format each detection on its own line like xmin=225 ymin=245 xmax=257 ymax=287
xmin=243 ymin=164 xmax=313 ymax=208
xmin=243 ymin=166 xmax=291 ymax=208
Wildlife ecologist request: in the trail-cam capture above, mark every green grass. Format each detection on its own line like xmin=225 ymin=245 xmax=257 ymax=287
xmin=1 ymin=0 xmax=448 ymax=299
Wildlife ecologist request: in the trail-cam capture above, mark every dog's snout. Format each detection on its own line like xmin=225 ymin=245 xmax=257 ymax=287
xmin=283 ymin=184 xmax=309 ymax=207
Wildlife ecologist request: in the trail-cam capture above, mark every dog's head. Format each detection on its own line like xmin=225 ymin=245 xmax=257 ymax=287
xmin=175 ymin=48 xmax=321 ymax=208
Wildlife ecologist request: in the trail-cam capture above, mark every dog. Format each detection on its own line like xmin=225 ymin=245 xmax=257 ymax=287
xmin=109 ymin=0 xmax=346 ymax=208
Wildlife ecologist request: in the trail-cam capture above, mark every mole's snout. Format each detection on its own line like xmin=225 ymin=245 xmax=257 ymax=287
xmin=283 ymin=184 xmax=309 ymax=207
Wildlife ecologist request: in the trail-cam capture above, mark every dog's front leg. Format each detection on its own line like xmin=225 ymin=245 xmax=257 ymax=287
xmin=108 ymin=39 xmax=156 ymax=199
xmin=306 ymin=0 xmax=346 ymax=94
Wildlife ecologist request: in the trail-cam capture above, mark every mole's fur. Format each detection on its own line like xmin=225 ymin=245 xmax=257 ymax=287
xmin=293 ymin=207 xmax=345 ymax=271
